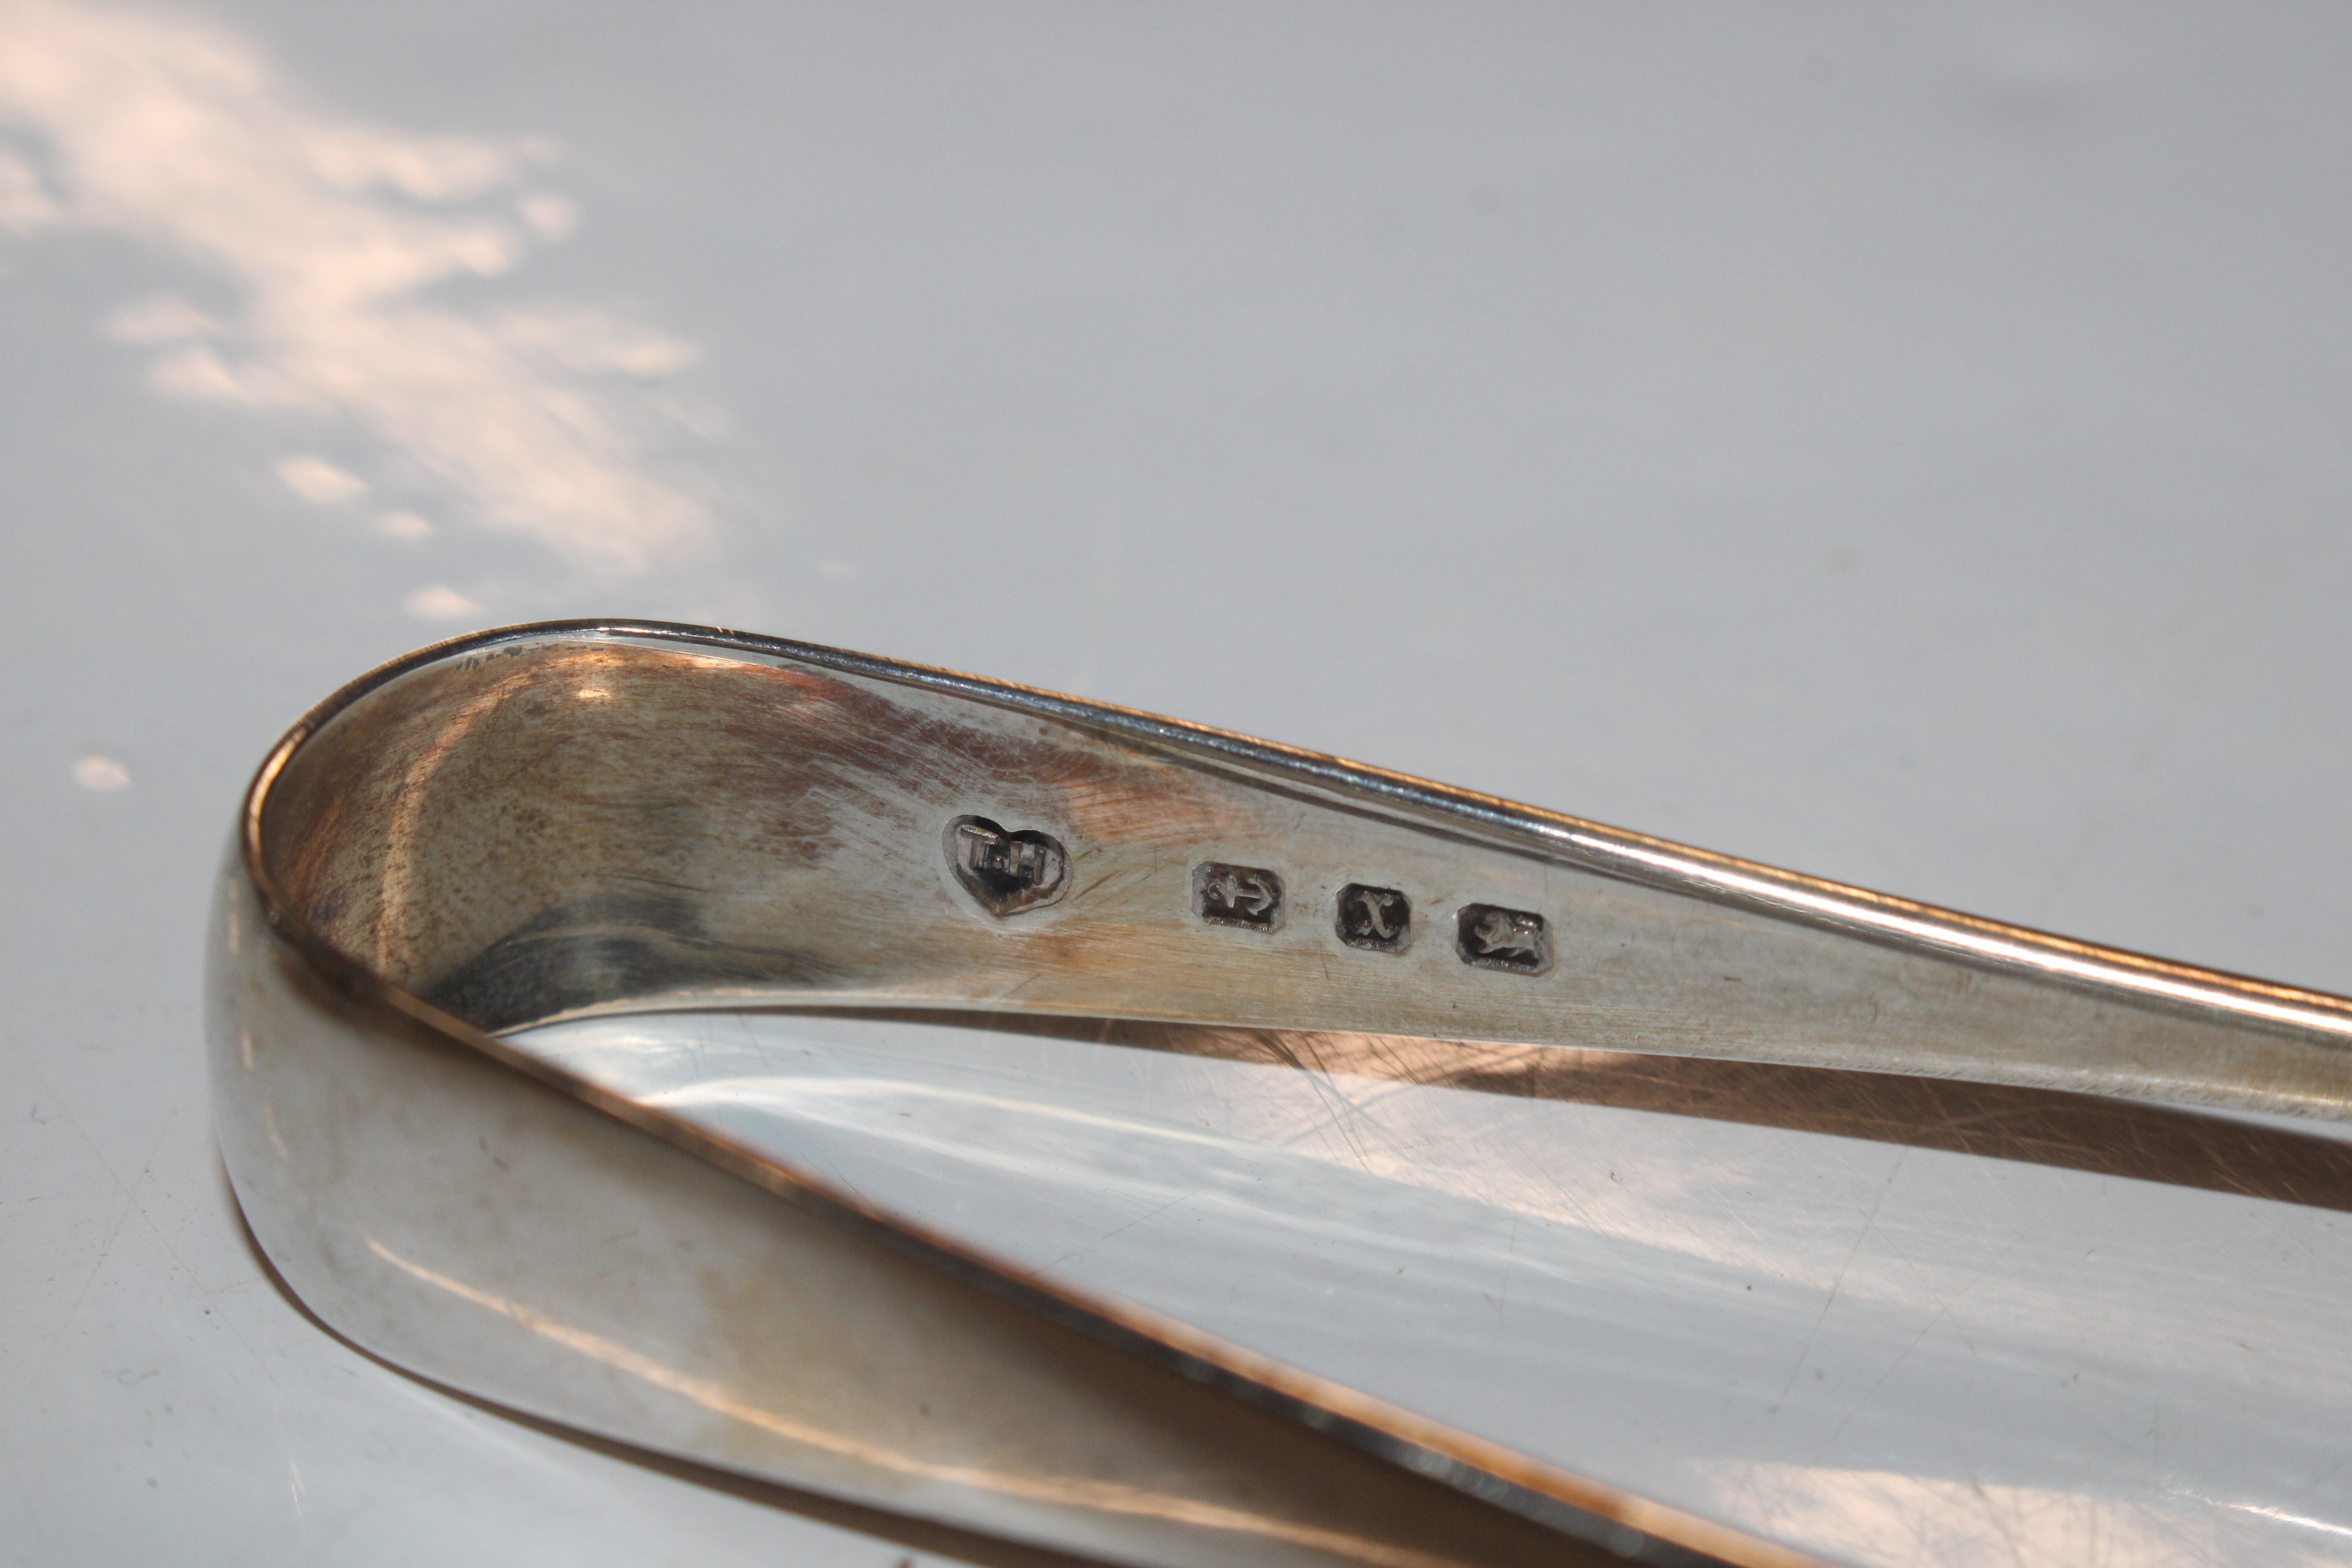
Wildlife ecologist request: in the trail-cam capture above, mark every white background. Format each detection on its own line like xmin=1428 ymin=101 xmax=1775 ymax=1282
xmin=5 ymin=3 xmax=2352 ymax=1563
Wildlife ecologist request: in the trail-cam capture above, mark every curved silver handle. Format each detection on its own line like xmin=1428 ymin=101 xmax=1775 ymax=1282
xmin=212 ymin=621 xmax=2352 ymax=1568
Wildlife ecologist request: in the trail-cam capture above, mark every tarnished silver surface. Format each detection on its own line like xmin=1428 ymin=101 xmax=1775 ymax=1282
xmin=210 ymin=619 xmax=2352 ymax=1567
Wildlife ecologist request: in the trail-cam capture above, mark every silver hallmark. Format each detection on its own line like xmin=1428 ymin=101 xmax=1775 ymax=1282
xmin=1194 ymin=862 xmax=1284 ymax=931
xmin=1336 ymin=882 xmax=1412 ymax=953
xmin=1456 ymin=902 xmax=1551 ymax=974
xmin=945 ymin=815 xmax=1070 ymax=916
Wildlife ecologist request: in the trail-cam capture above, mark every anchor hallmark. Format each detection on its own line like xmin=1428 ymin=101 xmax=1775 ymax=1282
xmin=1456 ymin=902 xmax=1551 ymax=975
xmin=1194 ymin=862 xmax=1285 ymax=932
xmin=946 ymin=815 xmax=1070 ymax=917
xmin=1336 ymin=883 xmax=1411 ymax=953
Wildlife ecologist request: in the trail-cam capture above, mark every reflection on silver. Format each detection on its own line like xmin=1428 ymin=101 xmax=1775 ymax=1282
xmin=0 ymin=0 xmax=718 ymax=581
xmin=212 ymin=621 xmax=2352 ymax=1566
xmin=363 ymin=1236 xmax=1495 ymax=1568
xmin=524 ymin=1007 xmax=2352 ymax=1567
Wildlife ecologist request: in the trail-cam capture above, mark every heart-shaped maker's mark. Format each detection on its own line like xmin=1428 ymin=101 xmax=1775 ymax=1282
xmin=945 ymin=815 xmax=1070 ymax=917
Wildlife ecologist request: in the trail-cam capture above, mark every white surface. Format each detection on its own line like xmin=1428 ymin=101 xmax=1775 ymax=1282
xmin=5 ymin=2 xmax=2352 ymax=1563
